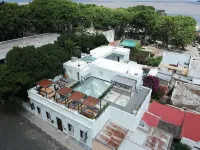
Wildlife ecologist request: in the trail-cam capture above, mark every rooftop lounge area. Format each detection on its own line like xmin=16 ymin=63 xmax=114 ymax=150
xmin=102 ymin=86 xmax=151 ymax=115
xmin=33 ymin=79 xmax=108 ymax=119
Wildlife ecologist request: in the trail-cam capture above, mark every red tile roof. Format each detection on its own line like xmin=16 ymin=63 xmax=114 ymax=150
xmin=36 ymin=79 xmax=53 ymax=88
xmin=57 ymin=87 xmax=73 ymax=96
xmin=142 ymin=112 xmax=159 ymax=127
xmin=148 ymin=101 xmax=185 ymax=126
xmin=69 ymin=91 xmax=86 ymax=101
xmin=82 ymin=96 xmax=99 ymax=107
xmin=181 ymin=112 xmax=200 ymax=142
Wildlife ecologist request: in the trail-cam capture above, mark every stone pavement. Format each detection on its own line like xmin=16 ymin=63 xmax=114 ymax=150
xmin=19 ymin=108 xmax=85 ymax=150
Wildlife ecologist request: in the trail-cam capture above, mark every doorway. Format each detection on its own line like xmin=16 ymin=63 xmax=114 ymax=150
xmin=77 ymin=72 xmax=80 ymax=80
xmin=117 ymin=56 xmax=120 ymax=62
xmin=56 ymin=117 xmax=63 ymax=132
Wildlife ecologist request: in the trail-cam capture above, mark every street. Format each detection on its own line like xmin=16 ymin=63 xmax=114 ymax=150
xmin=0 ymin=107 xmax=67 ymax=150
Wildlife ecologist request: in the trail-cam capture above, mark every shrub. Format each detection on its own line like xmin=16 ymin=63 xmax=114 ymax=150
xmin=147 ymin=56 xmax=162 ymax=67
xmin=152 ymin=87 xmax=165 ymax=101
xmin=143 ymin=76 xmax=159 ymax=92
xmin=171 ymin=141 xmax=191 ymax=150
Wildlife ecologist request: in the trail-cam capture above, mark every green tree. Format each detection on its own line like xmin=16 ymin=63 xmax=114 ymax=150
xmin=129 ymin=6 xmax=159 ymax=41
xmin=64 ymin=39 xmax=82 ymax=57
xmin=170 ymin=16 xmax=196 ymax=50
xmin=171 ymin=142 xmax=191 ymax=150
xmin=147 ymin=57 xmax=162 ymax=67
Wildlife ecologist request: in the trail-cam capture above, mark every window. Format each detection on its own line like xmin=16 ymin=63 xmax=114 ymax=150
xmin=80 ymin=130 xmax=87 ymax=141
xmin=46 ymin=112 xmax=51 ymax=120
xmin=37 ymin=107 xmax=41 ymax=114
xmin=68 ymin=124 xmax=74 ymax=133
xmin=99 ymin=71 xmax=103 ymax=76
xmin=30 ymin=103 xmax=35 ymax=110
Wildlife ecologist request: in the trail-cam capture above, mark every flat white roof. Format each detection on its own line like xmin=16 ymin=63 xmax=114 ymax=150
xmin=188 ymin=56 xmax=200 ymax=79
xmin=160 ymin=51 xmax=190 ymax=68
xmin=64 ymin=59 xmax=88 ymax=69
xmin=92 ymin=58 xmax=143 ymax=77
xmin=0 ymin=33 xmax=60 ymax=60
xmin=90 ymin=46 xmax=129 ymax=59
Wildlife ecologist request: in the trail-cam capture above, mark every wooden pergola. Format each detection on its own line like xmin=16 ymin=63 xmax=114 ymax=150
xmin=36 ymin=79 xmax=54 ymax=98
xmin=81 ymin=96 xmax=100 ymax=118
xmin=57 ymin=87 xmax=73 ymax=105
xmin=67 ymin=91 xmax=86 ymax=112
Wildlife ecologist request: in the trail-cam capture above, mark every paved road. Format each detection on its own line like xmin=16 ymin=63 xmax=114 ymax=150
xmin=0 ymin=108 xmax=67 ymax=150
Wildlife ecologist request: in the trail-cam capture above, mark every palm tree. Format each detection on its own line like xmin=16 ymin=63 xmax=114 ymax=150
xmin=64 ymin=39 xmax=82 ymax=57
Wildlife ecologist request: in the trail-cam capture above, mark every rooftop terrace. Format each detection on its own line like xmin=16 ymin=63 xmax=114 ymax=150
xmin=90 ymin=46 xmax=129 ymax=59
xmin=30 ymin=78 xmax=107 ymax=120
xmin=92 ymin=58 xmax=143 ymax=78
xmin=103 ymin=86 xmax=150 ymax=115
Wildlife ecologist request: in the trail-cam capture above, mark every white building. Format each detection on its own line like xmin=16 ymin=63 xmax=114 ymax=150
xmin=159 ymin=51 xmax=190 ymax=76
xmin=25 ymin=45 xmax=154 ymax=150
xmin=63 ymin=46 xmax=130 ymax=81
xmin=86 ymin=28 xmax=115 ymax=43
xmin=188 ymin=56 xmax=200 ymax=85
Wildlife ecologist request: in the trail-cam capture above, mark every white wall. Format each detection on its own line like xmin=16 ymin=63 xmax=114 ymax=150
xmin=63 ymin=63 xmax=90 ymax=82
xmin=28 ymin=89 xmax=94 ymax=148
xmin=90 ymin=66 xmax=120 ymax=82
xmin=92 ymin=105 xmax=144 ymax=139
xmin=92 ymin=107 xmax=110 ymax=138
xmin=181 ymin=137 xmax=200 ymax=150
xmin=64 ymin=65 xmax=80 ymax=81
xmin=136 ymin=87 xmax=152 ymax=119
xmin=108 ymin=106 xmax=140 ymax=132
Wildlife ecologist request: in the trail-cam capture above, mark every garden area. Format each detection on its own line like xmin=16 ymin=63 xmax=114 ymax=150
xmin=129 ymin=43 xmax=162 ymax=67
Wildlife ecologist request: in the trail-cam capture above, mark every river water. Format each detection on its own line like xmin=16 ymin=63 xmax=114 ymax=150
xmin=4 ymin=0 xmax=200 ymax=25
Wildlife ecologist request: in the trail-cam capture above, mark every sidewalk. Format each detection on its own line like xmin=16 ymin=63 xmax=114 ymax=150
xmin=19 ymin=108 xmax=85 ymax=150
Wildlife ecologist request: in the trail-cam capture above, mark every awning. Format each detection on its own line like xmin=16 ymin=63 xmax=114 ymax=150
xmin=57 ymin=87 xmax=73 ymax=96
xmin=69 ymin=91 xmax=86 ymax=101
xmin=36 ymin=79 xmax=53 ymax=88
xmin=111 ymin=75 xmax=136 ymax=87
xmin=82 ymin=96 xmax=99 ymax=107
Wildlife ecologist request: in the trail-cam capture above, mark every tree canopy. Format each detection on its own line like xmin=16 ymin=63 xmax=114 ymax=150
xmin=0 ymin=0 xmax=196 ymax=49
